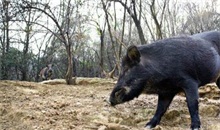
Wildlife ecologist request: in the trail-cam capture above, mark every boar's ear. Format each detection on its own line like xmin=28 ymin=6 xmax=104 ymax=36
xmin=127 ymin=45 xmax=141 ymax=63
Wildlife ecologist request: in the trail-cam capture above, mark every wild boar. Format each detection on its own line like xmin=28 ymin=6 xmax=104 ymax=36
xmin=109 ymin=35 xmax=220 ymax=130
xmin=39 ymin=64 xmax=53 ymax=80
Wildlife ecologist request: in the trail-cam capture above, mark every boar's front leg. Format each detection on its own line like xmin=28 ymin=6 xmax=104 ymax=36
xmin=146 ymin=93 xmax=176 ymax=128
xmin=182 ymin=79 xmax=200 ymax=130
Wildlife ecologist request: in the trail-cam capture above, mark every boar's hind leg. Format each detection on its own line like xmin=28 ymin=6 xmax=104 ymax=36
xmin=216 ymin=78 xmax=220 ymax=89
xmin=182 ymin=79 xmax=200 ymax=130
xmin=145 ymin=93 xmax=176 ymax=128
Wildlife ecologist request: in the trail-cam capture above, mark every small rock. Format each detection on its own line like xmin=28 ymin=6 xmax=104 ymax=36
xmin=98 ymin=125 xmax=107 ymax=130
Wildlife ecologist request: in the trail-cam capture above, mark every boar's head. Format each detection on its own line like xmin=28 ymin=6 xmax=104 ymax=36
xmin=109 ymin=45 xmax=148 ymax=106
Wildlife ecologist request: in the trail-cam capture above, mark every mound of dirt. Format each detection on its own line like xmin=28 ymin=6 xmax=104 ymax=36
xmin=40 ymin=77 xmax=116 ymax=85
xmin=0 ymin=79 xmax=220 ymax=130
xmin=199 ymin=83 xmax=220 ymax=99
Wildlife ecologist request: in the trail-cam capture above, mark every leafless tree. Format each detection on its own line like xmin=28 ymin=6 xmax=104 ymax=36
xmin=21 ymin=0 xmax=87 ymax=84
xmin=182 ymin=0 xmax=220 ymax=34
xmin=108 ymin=0 xmax=146 ymax=44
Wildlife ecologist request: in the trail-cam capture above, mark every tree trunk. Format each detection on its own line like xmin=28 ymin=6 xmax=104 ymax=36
xmin=1 ymin=0 xmax=10 ymax=79
xmin=65 ymin=45 xmax=76 ymax=85
xmin=110 ymin=0 xmax=146 ymax=44
xmin=133 ymin=18 xmax=146 ymax=44
xmin=99 ymin=28 xmax=105 ymax=77
xmin=101 ymin=0 xmax=118 ymax=78
xmin=21 ymin=22 xmax=31 ymax=81
xmin=149 ymin=0 xmax=167 ymax=40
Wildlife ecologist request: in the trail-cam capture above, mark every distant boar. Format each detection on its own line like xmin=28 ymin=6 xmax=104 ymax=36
xmin=109 ymin=35 xmax=220 ymax=130
xmin=39 ymin=64 xmax=53 ymax=80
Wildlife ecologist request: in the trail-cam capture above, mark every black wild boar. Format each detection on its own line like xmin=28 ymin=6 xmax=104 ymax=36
xmin=109 ymin=35 xmax=220 ymax=130
xmin=191 ymin=30 xmax=220 ymax=88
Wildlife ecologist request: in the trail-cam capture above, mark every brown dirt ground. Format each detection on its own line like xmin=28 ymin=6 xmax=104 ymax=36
xmin=0 ymin=78 xmax=220 ymax=130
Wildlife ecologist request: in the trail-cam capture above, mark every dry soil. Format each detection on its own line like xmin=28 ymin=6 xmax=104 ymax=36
xmin=0 ymin=78 xmax=220 ymax=130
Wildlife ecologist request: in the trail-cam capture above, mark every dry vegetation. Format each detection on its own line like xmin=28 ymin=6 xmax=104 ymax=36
xmin=1 ymin=78 xmax=220 ymax=130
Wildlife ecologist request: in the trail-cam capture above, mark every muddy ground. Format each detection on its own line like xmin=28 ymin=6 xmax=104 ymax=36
xmin=1 ymin=78 xmax=220 ymax=130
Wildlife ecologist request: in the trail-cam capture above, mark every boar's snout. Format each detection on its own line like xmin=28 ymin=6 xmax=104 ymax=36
xmin=109 ymin=96 xmax=117 ymax=106
xmin=109 ymin=88 xmax=121 ymax=106
xmin=109 ymin=87 xmax=129 ymax=106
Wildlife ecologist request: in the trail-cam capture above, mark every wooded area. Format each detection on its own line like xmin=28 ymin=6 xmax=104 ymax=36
xmin=0 ymin=0 xmax=220 ymax=84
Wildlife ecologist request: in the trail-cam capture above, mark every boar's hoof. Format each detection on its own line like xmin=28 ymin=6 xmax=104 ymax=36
xmin=191 ymin=128 xmax=200 ymax=130
xmin=145 ymin=125 xmax=152 ymax=129
xmin=145 ymin=120 xmax=158 ymax=129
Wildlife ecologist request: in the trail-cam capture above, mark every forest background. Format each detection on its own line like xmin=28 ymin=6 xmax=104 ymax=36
xmin=1 ymin=0 xmax=220 ymax=84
